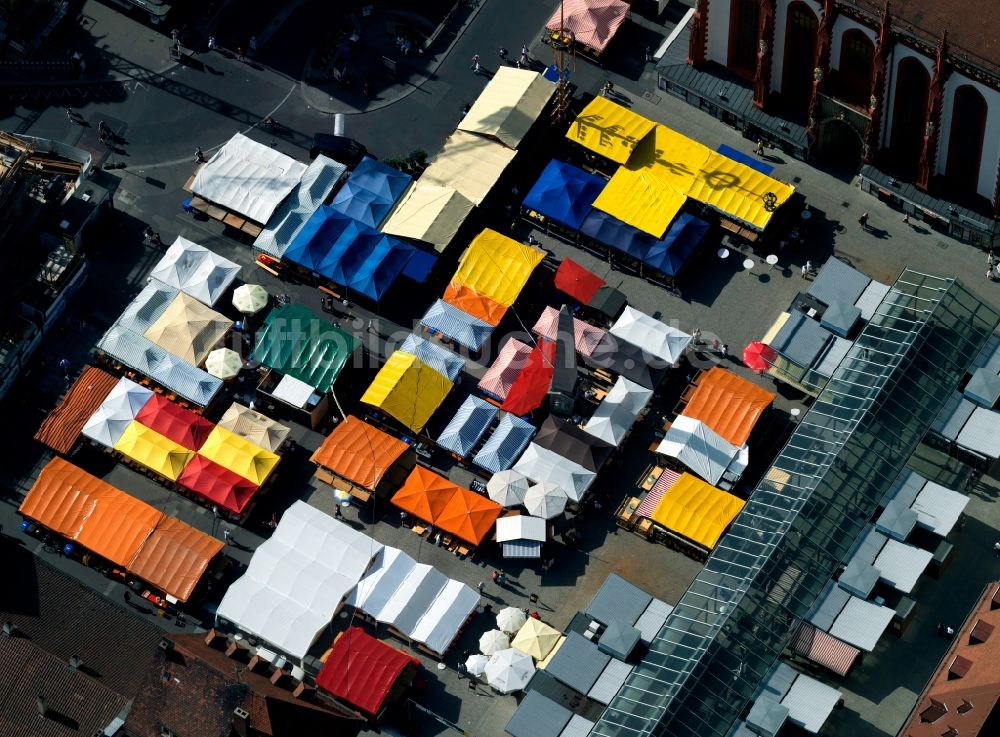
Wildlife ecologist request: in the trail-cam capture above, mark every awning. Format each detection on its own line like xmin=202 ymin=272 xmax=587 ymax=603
xmin=35 ymin=366 xmax=120 ymax=454
xmin=216 ymin=402 xmax=290 ymax=452
xmin=399 ymin=333 xmax=465 ymax=382
xmin=177 ymin=455 xmax=259 ymax=515
xmin=608 ymin=306 xmax=692 ymax=367
xmin=533 ymin=416 xmax=612 ymax=472
xmin=495 ymin=515 xmax=547 ymax=543
xmin=254 ymin=304 xmax=359 ymax=393
xmin=381 ymin=183 xmax=474 ymax=251
xmin=533 ymin=306 xmax=607 ymax=356
xmin=143 ymin=292 xmax=232 ymax=366
xmin=456 ymin=67 xmax=555 ymax=149
xmin=420 ymin=299 xmax=494 ymax=351
xmin=522 ymin=159 xmax=607 ymax=230
xmin=478 ymin=338 xmax=532 ymax=400
xmin=931 ymin=391 xmax=976 ymax=439
xmin=197 ymin=425 xmax=280 ymax=486
xmin=513 ymin=442 xmax=596 ymax=502
xmin=311 ymin=415 xmax=410 ymax=491
xmin=554 ymin=258 xmax=604 ymax=304
xmin=810 ymin=583 xmax=894 ymax=652
xmin=149 ymin=236 xmax=240 ymax=307
xmin=791 ymin=622 xmax=860 ymax=677
xmin=473 ymin=414 xmax=536 ymax=473
xmin=648 ymin=472 xmax=744 ymax=550
xmin=503 ymin=540 xmax=542 ymax=558
xmin=421 ymin=130 xmax=517 ymax=205
xmin=360 ymin=351 xmax=452 ymax=433
xmin=545 ymin=0 xmax=630 ymax=53
xmin=81 ymin=377 xmax=154 ymax=448
xmin=191 ymin=133 xmax=307 ymax=223
xmin=436 ymin=396 xmax=498 ymax=458
xmin=134 ymin=394 xmax=214 ymax=451
xmin=113 ymin=421 xmax=194 ymax=481
xmin=545 ymin=631 xmax=611 ymax=694
xmin=566 ymin=96 xmax=656 ymax=165
xmin=442 ymin=283 xmax=508 ymax=325
xmin=449 ymin=229 xmax=545 ymax=308
xmin=502 ymin=341 xmax=556 ymax=416
xmin=315 ymin=627 xmax=417 ymax=716
xmin=636 ymin=468 xmax=681 ymax=518
xmin=681 ymin=367 xmax=775 ymax=446
xmin=585 ymin=336 xmax=669 ymax=389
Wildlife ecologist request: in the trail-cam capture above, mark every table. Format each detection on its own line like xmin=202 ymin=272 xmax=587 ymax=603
xmin=765 ymin=254 xmax=779 ymax=268
xmin=640 ymin=466 xmax=664 ymax=491
xmin=743 ymin=258 xmax=755 ymax=271
xmin=717 ymin=248 xmax=730 ymax=259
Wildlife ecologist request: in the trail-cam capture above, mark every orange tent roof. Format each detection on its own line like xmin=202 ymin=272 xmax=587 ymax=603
xmin=681 ymin=367 xmax=775 ymax=446
xmin=311 ymin=416 xmax=409 ymax=490
xmin=436 ymin=488 xmax=502 ymax=545
xmin=391 ymin=466 xmax=462 ymax=523
xmin=34 ymin=366 xmax=118 ymax=454
xmin=19 ymin=457 xmax=163 ymax=567
xmin=442 ymin=282 xmax=508 ymax=326
xmin=128 ymin=517 xmax=223 ymax=603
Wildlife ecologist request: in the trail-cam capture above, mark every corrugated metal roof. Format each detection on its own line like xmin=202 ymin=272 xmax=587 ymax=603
xmin=854 ymin=279 xmax=891 ymax=321
xmin=420 ymin=299 xmax=494 ymax=351
xmin=545 ymin=632 xmax=611 ymax=694
xmin=873 ymin=538 xmax=933 ymax=593
xmin=559 ymin=714 xmax=596 ymax=737
xmin=746 ymin=696 xmax=788 ymax=737
xmin=781 ymin=672 xmax=842 ymax=734
xmin=828 ymin=596 xmax=895 ymax=652
xmin=399 ymin=334 xmax=465 ymax=382
xmin=505 ymin=690 xmax=573 ymax=737
xmin=761 ymin=662 xmax=797 ymax=700
xmin=634 ymin=598 xmax=673 ymax=644
xmin=588 ymin=658 xmax=634 ymax=705
xmin=502 ymin=540 xmax=541 ymax=558
xmin=117 ymin=281 xmax=178 ymax=334
xmin=586 ymin=573 xmax=652 ymax=627
xmin=808 ymin=258 xmax=871 ymax=308
xmin=472 ymin=414 xmax=535 ymax=473
xmin=849 ymin=526 xmax=887 ymax=566
xmin=931 ymin=392 xmax=975 ymax=438
xmin=911 ymin=481 xmax=968 ymax=536
xmin=808 ymin=582 xmax=850 ymax=631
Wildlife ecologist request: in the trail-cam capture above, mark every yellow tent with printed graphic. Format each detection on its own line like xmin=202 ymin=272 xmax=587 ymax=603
xmin=566 ymin=96 xmax=656 ymax=164
xmin=360 ymin=351 xmax=453 ymax=433
xmin=649 ymin=472 xmax=744 ymax=550
xmin=592 ymin=167 xmax=688 ymax=237
xmin=687 ymin=152 xmax=795 ymax=229
xmin=197 ymin=426 xmax=280 ymax=486
xmin=113 ymin=421 xmax=194 ymax=481
xmin=450 ymin=229 xmax=545 ymax=307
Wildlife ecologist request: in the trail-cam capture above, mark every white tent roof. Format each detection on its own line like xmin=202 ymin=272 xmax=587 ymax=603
xmin=513 ymin=443 xmax=597 ymax=502
xmin=828 ymin=596 xmax=895 ymax=652
xmin=872 ymin=538 xmax=933 ymax=594
xmin=496 ymin=515 xmax=547 ymax=543
xmin=655 ymin=415 xmax=741 ymax=486
xmin=216 ymin=501 xmax=381 ymax=659
xmin=191 ymin=133 xmax=307 ymax=224
xmin=910 ymin=481 xmax=968 ymax=536
xmin=582 ymin=376 xmax=653 ymax=446
xmin=956 ymin=407 xmax=1000 ymax=458
xmin=149 ymin=236 xmax=240 ymax=307
xmin=523 ymin=482 xmax=569 ymax=519
xmin=456 ymin=67 xmax=555 ymax=149
xmin=779 ymin=670 xmax=842 ymax=734
xmin=410 ymin=579 xmax=480 ymax=656
xmin=608 ymin=307 xmax=692 ymax=367
xmin=376 ymin=563 xmax=449 ymax=634
xmin=346 ymin=546 xmax=417 ymax=614
xmin=81 ymin=377 xmax=153 ymax=447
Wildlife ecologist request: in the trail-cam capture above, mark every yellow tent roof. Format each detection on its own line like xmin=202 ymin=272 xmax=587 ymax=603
xmin=360 ymin=351 xmax=452 ymax=433
xmin=649 ymin=472 xmax=744 ymax=550
xmin=143 ymin=292 xmax=232 ymax=365
xmin=511 ymin=618 xmax=562 ymax=660
xmin=457 ymin=67 xmax=555 ymax=149
xmin=113 ymin=421 xmax=194 ymax=481
xmin=451 ymin=229 xmax=545 ymax=307
xmin=198 ymin=426 xmax=280 ymax=485
xmin=565 ymin=96 xmax=656 ymax=164
xmin=420 ymin=131 xmax=518 ymax=206
xmin=536 ymin=634 xmax=566 ymax=670
xmin=627 ymin=124 xmax=713 ymax=192
xmin=381 ymin=183 xmax=475 ymax=251
xmin=687 ymin=152 xmax=795 ymax=229
xmin=592 ymin=167 xmax=687 ymax=237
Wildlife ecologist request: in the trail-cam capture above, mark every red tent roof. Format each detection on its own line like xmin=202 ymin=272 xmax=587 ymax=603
xmin=501 ymin=341 xmax=556 ymax=416
xmin=177 ymin=455 xmax=259 ymax=514
xmin=135 ymin=395 xmax=215 ymax=451
xmin=315 ymin=627 xmax=418 ymax=716
xmin=554 ymin=258 xmax=604 ymax=304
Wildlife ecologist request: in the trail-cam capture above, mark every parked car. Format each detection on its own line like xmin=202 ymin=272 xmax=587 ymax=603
xmin=309 ymin=134 xmax=367 ymax=169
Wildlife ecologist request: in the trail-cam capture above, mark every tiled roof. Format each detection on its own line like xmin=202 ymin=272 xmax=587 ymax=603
xmin=33 ymin=366 xmax=118 ymax=453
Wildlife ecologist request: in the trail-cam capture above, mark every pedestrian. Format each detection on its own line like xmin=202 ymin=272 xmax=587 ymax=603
xmin=248 ymin=36 xmax=257 ymax=56
xmin=987 ymin=266 xmax=996 ymax=282
xmin=801 ymin=264 xmax=808 ymax=278
xmin=461 ymin=103 xmax=470 ymax=118
xmin=994 ymin=541 xmax=1000 ymax=558
xmin=858 ymin=211 xmax=869 ymax=230
xmin=334 ymin=505 xmax=343 ymax=518
xmin=754 ymin=138 xmax=764 ymax=156
xmin=367 ymin=319 xmax=375 ymax=334
xmin=477 ymin=581 xmax=485 ymax=594
xmin=499 ymin=47 xmax=508 ymax=63
xmin=988 ymin=250 xmax=997 ymax=267
xmin=171 ymin=28 xmax=179 ymax=43
xmin=65 ymin=107 xmax=76 ymax=123
xmin=58 ymin=357 xmax=69 ymax=376
xmin=98 ymin=120 xmax=109 ymax=135
xmin=805 ymin=259 xmax=814 ymax=275
xmin=937 ymin=621 xmax=944 ymax=636
xmin=195 ymin=146 xmax=206 ymax=163
xmin=521 ymin=44 xmax=530 ymax=60
xmin=471 ymin=53 xmax=481 ymax=73
xmin=207 ymin=35 xmax=216 ymax=52
xmin=267 ymin=512 xmax=278 ymax=529
xmin=223 ymin=528 xmax=232 ymax=545
xmin=946 ymin=625 xmax=955 ymax=637
xmin=236 ymin=46 xmax=245 ymax=62
xmin=602 ymin=80 xmax=614 ymax=96
xmin=721 ymin=344 xmax=728 ymax=358
xmin=902 ymin=213 xmax=909 ymax=225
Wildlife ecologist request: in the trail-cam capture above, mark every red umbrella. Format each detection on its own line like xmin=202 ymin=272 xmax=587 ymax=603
xmin=743 ymin=342 xmax=776 ymax=372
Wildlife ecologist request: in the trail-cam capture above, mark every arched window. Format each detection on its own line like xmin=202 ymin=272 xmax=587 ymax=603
xmin=781 ymin=2 xmax=819 ymax=118
xmin=836 ymin=29 xmax=874 ymax=108
xmin=888 ymin=57 xmax=930 ymax=176
xmin=946 ymin=85 xmax=988 ymax=195
xmin=728 ymin=0 xmax=761 ymax=79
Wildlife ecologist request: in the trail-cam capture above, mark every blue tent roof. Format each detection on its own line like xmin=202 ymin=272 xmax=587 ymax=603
xmin=284 ymin=207 xmax=362 ymax=274
xmin=642 ymin=213 xmax=710 ymax=277
xmin=580 ymin=208 xmax=654 ymax=260
xmin=522 ymin=160 xmax=607 ymax=231
xmin=716 ymin=143 xmax=775 ymax=176
xmin=329 ymin=181 xmax=396 ymax=228
xmin=350 ymin=157 xmax=412 ymax=202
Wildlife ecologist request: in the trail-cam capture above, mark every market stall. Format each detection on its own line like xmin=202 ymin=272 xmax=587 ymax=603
xmin=513 ymin=442 xmax=597 ymax=502
xmin=420 ymin=299 xmax=494 ymax=351
xmin=478 ymin=339 xmax=533 ymax=401
xmin=361 ymin=350 xmax=453 ymax=433
xmin=532 ymin=306 xmax=607 ymax=356
xmin=381 ymin=183 xmax=474 ymax=251
xmin=607 ymin=306 xmax=692 ymax=367
xmin=143 ymin=293 xmax=232 ymax=366
xmin=553 ymin=258 xmax=604 ymax=304
xmin=391 ymin=466 xmax=501 ymax=545
xmin=566 ymin=96 xmax=655 ymax=165
xmin=35 ymin=366 xmax=120 ymax=454
xmin=216 ymin=401 xmax=291 ymax=452
xmin=177 ymin=455 xmax=259 ymax=516
xmin=681 ymin=367 xmax=775 ymax=447
xmin=521 ymin=159 xmax=607 ymax=235
xmin=421 ymin=131 xmax=518 ymax=206
xmin=197 ymin=426 xmax=280 ymax=486
xmin=582 ymin=375 xmax=652 ymax=446
xmin=645 ymin=471 xmax=745 ymax=552
xmin=113 ymin=421 xmax=194 ymax=481
xmin=149 ymin=236 xmax=240 ymax=308
xmin=544 ymin=0 xmax=630 ymax=62
xmin=501 ymin=341 xmax=557 ymax=416
xmin=330 ymin=156 xmax=411 ymax=228
xmin=655 ymin=415 xmax=748 ymax=487
xmin=436 ymin=396 xmax=499 ymax=458
xmin=81 ymin=376 xmax=154 ymax=447
xmin=134 ymin=393 xmax=214 ymax=451
xmin=473 ymin=414 xmax=536 ymax=473
xmin=456 ymin=67 xmax=555 ymax=149
xmin=311 ymin=415 xmax=412 ymax=500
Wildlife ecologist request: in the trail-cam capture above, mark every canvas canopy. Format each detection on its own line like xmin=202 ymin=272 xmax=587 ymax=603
xmin=592 ymin=167 xmax=686 ymax=238
xmin=177 ymin=455 xmax=259 ymax=515
xmin=421 ymin=131 xmax=517 ymax=205
xmin=513 ymin=442 xmax=597 ymax=502
xmin=682 ymin=367 xmax=775 ymax=446
xmin=582 ymin=376 xmax=653 ymax=446
xmin=487 ymin=469 xmax=530 ymax=507
xmin=420 ymin=299 xmax=494 ymax=351
xmin=198 ymin=426 xmax=280 ymax=486
xmin=511 ymin=618 xmax=561 ymax=660
xmin=399 ymin=334 xmax=465 ymax=382
xmin=586 ymin=336 xmax=668 ymax=388
xmin=134 ymin=393 xmax=214 ymax=450
xmin=408 ymin=578 xmax=479 ymax=655
xmin=523 ymin=481 xmax=569 ymax=519
xmin=567 ymin=96 xmax=656 ymax=165
xmin=502 ymin=341 xmax=556 ymax=416
xmin=479 ymin=338 xmax=533 ymax=400
xmin=217 ymin=402 xmax=290 ymax=452
xmin=191 ymin=133 xmax=307 ymax=223
xmin=315 ymin=627 xmax=416 ymax=716
xmin=648 ymin=472 xmax=745 ymax=550
xmin=311 ymin=415 xmax=409 ymax=490
xmin=554 ymin=258 xmax=604 ymax=304
xmin=534 ymin=416 xmax=612 ymax=472
xmin=392 ymin=467 xmax=501 ymax=544
xmin=474 ymin=414 xmax=536 ymax=473
xmin=608 ymin=306 xmax=692 ymax=366
xmin=656 ymin=415 xmax=745 ymax=486
xmin=20 ymin=458 xmax=221 ymax=602
xmin=254 ymin=304 xmax=359 ymax=393
xmin=113 ymin=421 xmax=194 ymax=481
xmin=149 ymin=236 xmax=240 ymax=307
xmin=644 ymin=213 xmax=710 ymax=277
xmin=457 ymin=67 xmax=555 ymax=149
xmin=143 ymin=292 xmax=231 ymax=366
xmin=392 ymin=466 xmax=465 ymax=522
xmin=533 ymin=305 xmax=607 ymax=356
xmin=448 ymin=229 xmax=545 ymax=308
xmin=381 ymin=183 xmax=474 ymax=250
xmin=436 ymin=395 xmax=498 ymax=458
xmin=545 ymin=0 xmax=629 ymax=53
xmin=522 ymin=160 xmax=607 ymax=231
xmin=361 ymin=351 xmax=452 ymax=433
xmin=330 ymin=156 xmax=411 ymax=227
xmin=217 ymin=502 xmax=381 ymax=658
xmin=81 ymin=377 xmax=154 ymax=447
xmin=486 ymin=647 xmax=535 ymax=693
xmin=442 ymin=284 xmax=508 ymax=326
xmin=495 ymin=514 xmax=547 ymax=543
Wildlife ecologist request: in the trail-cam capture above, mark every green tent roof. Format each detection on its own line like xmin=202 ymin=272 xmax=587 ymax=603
xmin=254 ymin=304 xmax=359 ymax=393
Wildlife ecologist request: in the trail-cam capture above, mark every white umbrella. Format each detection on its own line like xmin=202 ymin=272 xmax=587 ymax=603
xmin=485 ymin=648 xmax=535 ymax=693
xmin=479 ymin=629 xmax=510 ymax=656
xmin=497 ymin=606 xmax=528 ymax=633
xmin=523 ymin=482 xmax=568 ymax=519
xmin=465 ymin=653 xmax=489 ymax=676
xmin=232 ymin=284 xmax=269 ymax=314
xmin=487 ymin=469 xmax=530 ymax=507
xmin=205 ymin=347 xmax=243 ymax=379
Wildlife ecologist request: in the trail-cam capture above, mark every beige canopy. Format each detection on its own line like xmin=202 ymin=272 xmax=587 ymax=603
xmin=143 ymin=293 xmax=232 ymax=366
xmin=217 ymin=401 xmax=290 ymax=452
xmin=381 ymin=183 xmax=474 ymax=251
xmin=457 ymin=67 xmax=555 ymax=149
xmin=421 ymin=131 xmax=517 ymax=205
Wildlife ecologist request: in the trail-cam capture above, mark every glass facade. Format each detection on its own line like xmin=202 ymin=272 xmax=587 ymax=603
xmin=590 ymin=271 xmax=999 ymax=737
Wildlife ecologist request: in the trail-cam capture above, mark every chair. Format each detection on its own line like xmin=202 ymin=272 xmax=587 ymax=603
xmin=182 ymin=198 xmax=195 ymax=214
